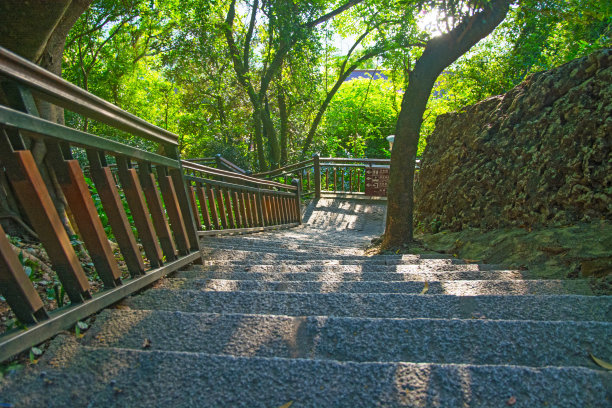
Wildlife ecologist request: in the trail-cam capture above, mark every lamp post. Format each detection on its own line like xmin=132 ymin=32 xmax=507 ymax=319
xmin=386 ymin=135 xmax=395 ymax=151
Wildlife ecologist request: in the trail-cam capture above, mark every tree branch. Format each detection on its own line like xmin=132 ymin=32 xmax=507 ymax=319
xmin=305 ymin=0 xmax=364 ymax=28
xmin=243 ymin=0 xmax=259 ymax=70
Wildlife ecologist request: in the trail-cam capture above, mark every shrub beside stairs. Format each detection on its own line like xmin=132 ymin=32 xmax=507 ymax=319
xmin=1 ymin=200 xmax=610 ymax=407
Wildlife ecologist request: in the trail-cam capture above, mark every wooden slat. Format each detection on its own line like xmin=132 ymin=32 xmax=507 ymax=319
xmin=196 ymin=183 xmax=212 ymax=230
xmin=223 ymin=188 xmax=236 ymax=229
xmin=0 ymin=224 xmax=48 ymax=324
xmin=115 ymin=157 xmax=163 ymax=268
xmin=168 ymin=167 xmax=200 ymax=252
xmin=255 ymin=192 xmax=265 ymax=227
xmin=87 ymin=151 xmax=145 ymax=277
xmin=137 ymin=163 xmax=177 ymax=262
xmin=334 ymin=168 xmax=337 ymax=191
xmin=232 ymin=190 xmax=242 ymax=228
xmin=349 ymin=169 xmax=353 ymax=192
xmin=56 ymin=158 xmax=122 ymax=288
xmin=283 ymin=197 xmax=290 ymax=223
xmin=243 ymin=192 xmax=253 ymax=228
xmin=188 ymin=186 xmax=202 ymax=230
xmin=216 ymin=187 xmax=228 ymax=229
xmin=206 ymin=185 xmax=220 ymax=230
xmin=157 ymin=167 xmax=189 ymax=256
xmin=263 ymin=195 xmax=272 ymax=226
xmin=325 ymin=169 xmax=329 ymax=191
xmin=272 ymin=196 xmax=280 ymax=225
xmin=341 ymin=169 xmax=345 ymax=191
xmin=1 ymin=149 xmax=91 ymax=303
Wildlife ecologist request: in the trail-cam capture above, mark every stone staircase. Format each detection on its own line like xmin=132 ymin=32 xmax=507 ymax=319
xmin=1 ymin=199 xmax=610 ymax=407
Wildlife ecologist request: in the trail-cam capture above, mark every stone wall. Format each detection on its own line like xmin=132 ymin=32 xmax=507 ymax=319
xmin=415 ymin=49 xmax=612 ymax=231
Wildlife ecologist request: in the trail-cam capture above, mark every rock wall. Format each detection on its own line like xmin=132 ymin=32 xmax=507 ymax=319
xmin=415 ymin=48 xmax=612 ymax=231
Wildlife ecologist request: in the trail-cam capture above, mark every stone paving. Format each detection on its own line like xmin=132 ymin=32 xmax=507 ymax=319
xmin=0 ymin=199 xmax=610 ymax=407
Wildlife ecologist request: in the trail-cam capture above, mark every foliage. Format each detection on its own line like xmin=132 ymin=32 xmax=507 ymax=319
xmin=57 ymin=0 xmax=610 ymax=171
xmin=319 ymin=77 xmax=399 ymax=158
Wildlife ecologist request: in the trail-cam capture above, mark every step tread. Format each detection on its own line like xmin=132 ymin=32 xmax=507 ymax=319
xmin=1 ymin=337 xmax=609 ymax=408
xmin=85 ymin=309 xmax=611 ymax=368
xmin=174 ymin=270 xmax=525 ymax=281
xmin=126 ymin=289 xmax=612 ymax=321
xmin=159 ymin=277 xmax=594 ymax=295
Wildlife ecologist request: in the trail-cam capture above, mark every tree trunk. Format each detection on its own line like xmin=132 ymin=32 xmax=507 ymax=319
xmin=0 ymin=0 xmax=93 ymax=237
xmin=277 ymin=90 xmax=289 ymax=166
xmin=262 ymin=97 xmax=280 ymax=169
xmin=383 ymin=0 xmax=511 ymax=248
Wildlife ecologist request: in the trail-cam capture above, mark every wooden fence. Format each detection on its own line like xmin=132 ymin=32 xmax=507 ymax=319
xmin=0 ymin=46 xmax=300 ymax=361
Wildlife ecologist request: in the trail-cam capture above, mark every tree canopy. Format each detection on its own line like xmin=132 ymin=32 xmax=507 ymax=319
xmin=1 ymin=0 xmax=609 ymax=245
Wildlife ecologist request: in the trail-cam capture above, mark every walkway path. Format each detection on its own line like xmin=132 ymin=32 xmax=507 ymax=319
xmin=1 ymin=199 xmax=610 ymax=407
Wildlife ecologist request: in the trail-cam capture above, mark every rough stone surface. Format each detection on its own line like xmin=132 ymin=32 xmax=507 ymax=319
xmin=1 ymin=199 xmax=610 ymax=407
xmin=415 ymin=48 xmax=612 ymax=231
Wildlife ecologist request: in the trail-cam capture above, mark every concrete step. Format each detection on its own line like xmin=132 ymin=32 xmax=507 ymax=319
xmin=200 ymin=248 xmax=459 ymax=262
xmin=190 ymin=262 xmax=512 ymax=272
xmin=2 ymin=337 xmax=609 ymax=408
xmin=201 ymin=259 xmax=506 ymax=269
xmin=173 ymin=269 xmax=528 ymax=282
xmin=200 ymin=239 xmax=366 ymax=254
xmin=126 ymin=289 xmax=612 ymax=322
xmin=85 ymin=309 xmax=610 ymax=368
xmin=158 ymin=278 xmax=594 ymax=295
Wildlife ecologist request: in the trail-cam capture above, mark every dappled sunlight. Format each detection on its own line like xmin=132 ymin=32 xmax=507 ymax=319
xmin=87 ymin=310 xmax=152 ymax=349
xmin=392 ymin=364 xmax=432 ymax=407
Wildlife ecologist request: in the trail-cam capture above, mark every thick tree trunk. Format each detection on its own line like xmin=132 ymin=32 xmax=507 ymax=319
xmin=262 ymin=98 xmax=280 ymax=169
xmin=382 ymin=0 xmax=511 ymax=248
xmin=277 ymin=90 xmax=289 ymax=166
xmin=0 ymin=0 xmax=93 ymax=237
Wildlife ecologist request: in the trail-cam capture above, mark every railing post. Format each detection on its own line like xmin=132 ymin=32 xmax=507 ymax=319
xmin=313 ymin=154 xmax=321 ymax=199
xmin=292 ymin=178 xmax=302 ymax=225
xmin=256 ymin=190 xmax=266 ymax=227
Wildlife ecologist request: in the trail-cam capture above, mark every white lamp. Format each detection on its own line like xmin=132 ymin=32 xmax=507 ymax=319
xmin=386 ymin=135 xmax=395 ymax=151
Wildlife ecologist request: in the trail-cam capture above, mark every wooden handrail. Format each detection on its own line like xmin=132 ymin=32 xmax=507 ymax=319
xmin=252 ymin=159 xmax=314 ymax=178
xmin=0 ymin=46 xmax=179 ymax=146
xmin=181 ymin=160 xmax=296 ymax=191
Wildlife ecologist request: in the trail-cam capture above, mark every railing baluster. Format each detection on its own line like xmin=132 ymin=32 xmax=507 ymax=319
xmin=232 ymin=190 xmax=242 ymax=228
xmin=240 ymin=192 xmax=250 ymax=228
xmin=188 ymin=186 xmax=202 ymax=231
xmin=44 ymin=141 xmax=122 ymax=289
xmin=341 ymin=168 xmax=345 ymax=191
xmin=216 ymin=187 xmax=228 ymax=229
xmin=196 ymin=182 xmax=212 ymax=230
xmin=208 ymin=186 xmax=221 ymax=230
xmin=116 ymin=156 xmax=163 ymax=268
xmin=256 ymin=191 xmax=266 ymax=227
xmin=138 ymin=162 xmax=178 ymax=262
xmin=87 ymin=150 xmax=145 ymax=277
xmin=0 ymin=224 xmax=48 ymax=323
xmin=224 ymin=188 xmax=236 ymax=229
xmin=157 ymin=166 xmax=190 ymax=257
xmin=0 ymin=144 xmax=91 ymax=303
xmin=313 ymin=155 xmax=321 ymax=199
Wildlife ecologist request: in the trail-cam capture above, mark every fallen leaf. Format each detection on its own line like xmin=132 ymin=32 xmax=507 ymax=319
xmin=142 ymin=338 xmax=152 ymax=349
xmin=420 ymin=282 xmax=429 ymax=295
xmin=278 ymin=402 xmax=293 ymax=408
xmin=590 ymin=353 xmax=612 ymax=370
xmin=506 ymin=396 xmax=516 ymax=405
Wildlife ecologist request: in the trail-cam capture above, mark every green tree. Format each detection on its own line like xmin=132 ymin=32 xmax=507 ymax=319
xmin=383 ymin=0 xmax=513 ymax=248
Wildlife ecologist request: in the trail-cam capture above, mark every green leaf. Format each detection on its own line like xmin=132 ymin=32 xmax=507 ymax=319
xmin=590 ymin=353 xmax=612 ymax=370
